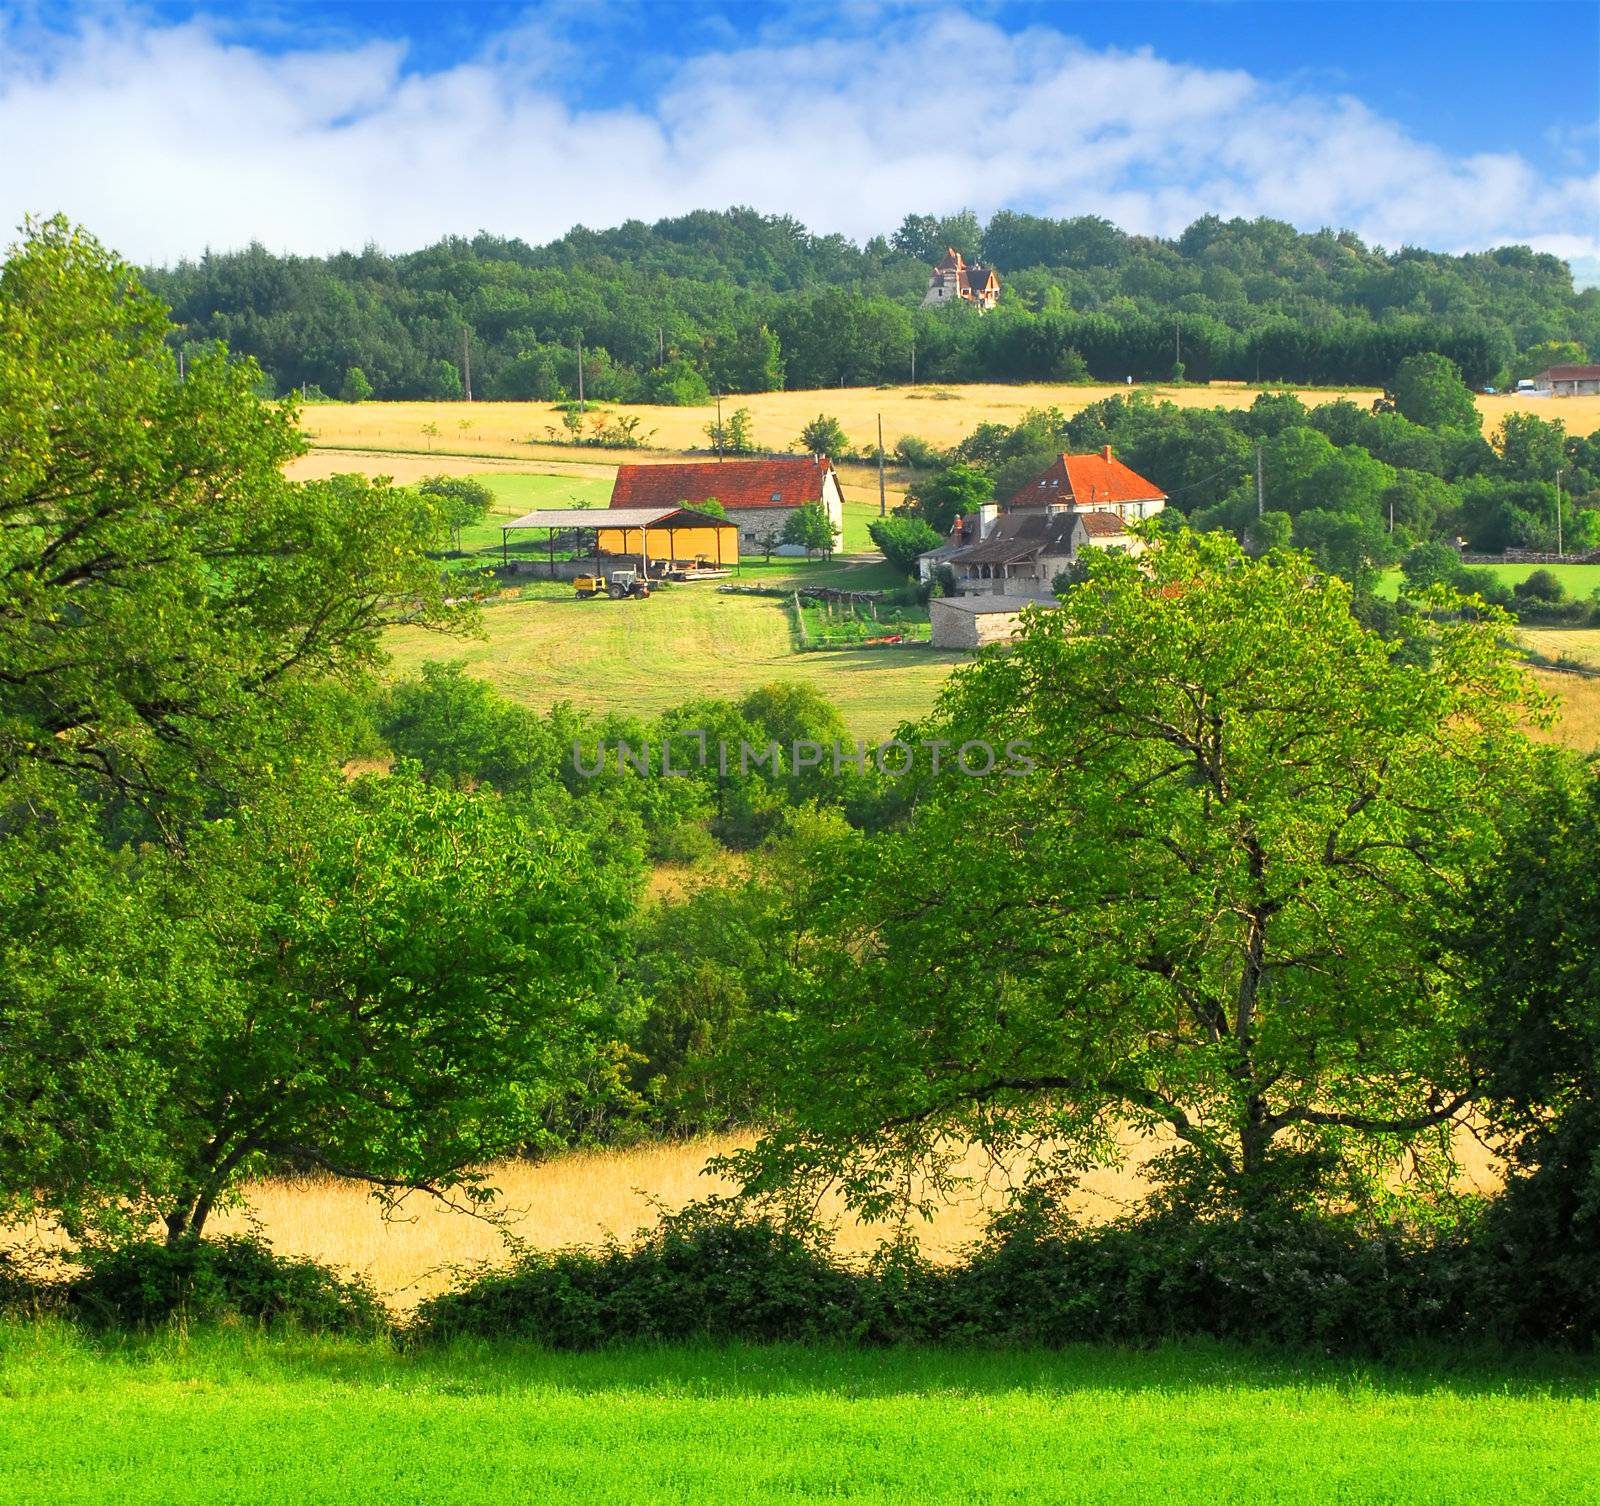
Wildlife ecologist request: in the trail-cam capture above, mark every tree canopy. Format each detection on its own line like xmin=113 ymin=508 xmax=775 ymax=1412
xmin=719 ymin=532 xmax=1546 ymax=1216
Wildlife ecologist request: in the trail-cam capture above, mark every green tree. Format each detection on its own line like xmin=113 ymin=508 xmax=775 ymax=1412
xmin=429 ymin=359 xmax=464 ymax=399
xmin=0 ymin=219 xmax=460 ymax=807
xmin=723 ymin=532 xmax=1541 ymax=1216
xmin=867 ymin=516 xmax=943 ymax=577
xmin=340 ymin=365 xmax=373 ymax=402
xmin=162 ymin=769 xmax=630 ymax=1242
xmin=799 ymin=414 xmax=848 ymax=457
xmin=1291 ymin=507 xmax=1401 ymax=589
xmin=416 ymin=474 xmax=494 ymax=550
xmin=905 ymin=462 xmax=993 ymax=533
xmin=1401 ymin=540 xmax=1465 ymax=596
xmin=782 ymin=502 xmax=839 ymax=559
xmin=1245 ymin=509 xmax=1292 ymax=554
xmin=1458 ymin=765 xmax=1600 ymax=1342
xmin=1495 ymin=411 xmax=1567 ymax=482
xmin=705 ymin=407 xmax=757 ymax=455
xmin=1392 ymin=353 xmax=1481 ymax=433
xmin=645 ymin=358 xmax=711 ymax=406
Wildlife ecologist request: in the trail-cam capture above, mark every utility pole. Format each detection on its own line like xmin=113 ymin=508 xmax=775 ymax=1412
xmin=1556 ymin=466 xmax=1565 ymax=556
xmin=461 ymin=328 xmax=473 ymax=402
xmin=910 ymin=338 xmax=916 ymax=386
xmin=1175 ymin=318 xmax=1182 ymax=370
xmin=658 ymin=328 xmax=665 ymax=367
xmin=577 ymin=336 xmax=585 ymax=413
xmin=176 ymin=348 xmax=185 ymax=382
xmin=715 ymin=391 xmax=724 ymax=461
xmin=1255 ymin=443 xmax=1264 ymax=517
xmin=877 ymin=413 xmax=887 ymax=516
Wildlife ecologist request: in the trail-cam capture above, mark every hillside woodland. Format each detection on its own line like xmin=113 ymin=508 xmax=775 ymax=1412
xmin=146 ymin=208 xmax=1599 ymax=402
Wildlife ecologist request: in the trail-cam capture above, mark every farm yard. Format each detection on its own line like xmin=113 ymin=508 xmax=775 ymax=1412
xmin=385 ymin=570 xmax=960 ymax=741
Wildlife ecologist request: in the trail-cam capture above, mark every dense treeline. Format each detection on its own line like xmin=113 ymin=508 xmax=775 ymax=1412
xmin=144 ymin=207 xmax=1598 ymax=401
xmin=4 ymin=220 xmax=1598 ymax=1352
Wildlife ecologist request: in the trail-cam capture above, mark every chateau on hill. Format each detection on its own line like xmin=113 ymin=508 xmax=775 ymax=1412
xmin=921 ymin=247 xmax=1000 ymax=311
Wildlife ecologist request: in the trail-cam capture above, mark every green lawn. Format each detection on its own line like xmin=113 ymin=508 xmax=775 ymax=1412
xmin=2 ymin=1326 xmax=1594 ymax=1506
xmin=388 ymin=564 xmax=960 ymax=741
xmin=1375 ymin=562 xmax=1600 ymax=601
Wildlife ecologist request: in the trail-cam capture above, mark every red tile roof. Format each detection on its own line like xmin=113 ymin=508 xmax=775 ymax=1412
xmin=1536 ymin=364 xmax=1600 ymax=381
xmin=610 ymin=457 xmax=835 ymax=512
xmin=1003 ymin=449 xmax=1166 ymax=509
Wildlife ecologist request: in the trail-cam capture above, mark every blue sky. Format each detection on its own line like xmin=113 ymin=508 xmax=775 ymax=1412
xmin=2 ymin=1 xmax=1596 ymax=273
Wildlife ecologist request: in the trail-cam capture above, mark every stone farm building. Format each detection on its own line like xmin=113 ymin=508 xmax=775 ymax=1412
xmin=921 ymin=248 xmax=1001 ymax=311
xmin=1533 ymin=364 xmax=1600 ymax=396
xmin=609 ymin=457 xmax=844 ymax=556
xmin=928 ymin=594 xmax=1059 ymax=650
xmin=919 ymin=447 xmax=1167 ymax=601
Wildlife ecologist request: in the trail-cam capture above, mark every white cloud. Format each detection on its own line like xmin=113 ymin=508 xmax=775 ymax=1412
xmin=0 ymin=7 xmax=1594 ymax=271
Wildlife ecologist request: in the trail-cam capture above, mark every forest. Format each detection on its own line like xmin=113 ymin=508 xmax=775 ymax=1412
xmin=144 ymin=206 xmax=1600 ymax=402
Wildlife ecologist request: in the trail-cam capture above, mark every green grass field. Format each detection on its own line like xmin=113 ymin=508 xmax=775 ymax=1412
xmin=2 ymin=1326 xmax=1594 ymax=1506
xmin=1375 ymin=562 xmax=1600 ymax=601
xmin=388 ymin=568 xmax=961 ymax=741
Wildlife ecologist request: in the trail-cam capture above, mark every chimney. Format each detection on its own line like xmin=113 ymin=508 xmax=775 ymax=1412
xmin=1103 ymin=445 xmax=1113 ymax=463
xmin=953 ymin=513 xmax=964 ymax=541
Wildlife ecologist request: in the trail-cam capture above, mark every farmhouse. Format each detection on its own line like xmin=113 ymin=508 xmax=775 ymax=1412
xmin=1533 ymin=364 xmax=1600 ymax=396
xmin=918 ymin=447 xmax=1165 ymax=599
xmin=1002 ymin=447 xmax=1168 ymax=521
xmin=610 ymin=456 xmax=844 ymax=555
xmin=928 ymin=594 xmax=1060 ymax=649
xmin=921 ymin=248 xmax=1001 ymax=311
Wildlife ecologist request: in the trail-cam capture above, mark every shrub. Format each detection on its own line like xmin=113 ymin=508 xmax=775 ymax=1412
xmin=66 ymin=1237 xmax=388 ymax=1335
xmin=412 ymin=1204 xmax=1499 ymax=1355
xmin=894 ymin=435 xmax=946 ymax=469
xmin=939 ymin=1207 xmax=1475 ymax=1354
xmin=415 ymin=1208 xmax=873 ymax=1347
xmin=1514 ymin=568 xmax=1566 ymax=604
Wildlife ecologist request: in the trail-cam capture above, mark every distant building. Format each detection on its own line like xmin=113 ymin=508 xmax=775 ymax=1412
xmin=922 ymin=247 xmax=1000 ymax=311
xmin=1533 ymin=364 xmax=1600 ymax=396
xmin=916 ymin=448 xmax=1166 ymax=599
xmin=609 ymin=456 xmax=844 ymax=554
xmin=929 ymin=594 xmax=1059 ymax=650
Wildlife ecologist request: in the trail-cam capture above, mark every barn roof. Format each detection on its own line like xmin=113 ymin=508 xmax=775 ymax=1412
xmin=1004 ymin=450 xmax=1166 ymax=510
xmin=1536 ymin=364 xmax=1600 ymax=381
xmin=610 ymin=457 xmax=835 ymax=512
xmin=930 ymin=595 xmax=1060 ymax=615
xmin=502 ymin=506 xmax=731 ymax=531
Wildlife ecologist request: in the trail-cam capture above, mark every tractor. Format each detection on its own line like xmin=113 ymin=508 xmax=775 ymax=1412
xmin=575 ymin=569 xmax=651 ymax=600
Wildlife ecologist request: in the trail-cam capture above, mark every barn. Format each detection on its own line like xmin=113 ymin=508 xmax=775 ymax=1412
xmin=928 ymin=594 xmax=1060 ymax=650
xmin=609 ymin=457 xmax=844 ymax=555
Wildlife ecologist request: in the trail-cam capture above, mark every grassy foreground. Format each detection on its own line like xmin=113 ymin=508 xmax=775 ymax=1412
xmin=2 ymin=1325 xmax=1595 ymax=1506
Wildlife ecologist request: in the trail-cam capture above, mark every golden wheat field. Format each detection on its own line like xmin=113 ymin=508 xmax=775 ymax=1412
xmin=295 ymin=384 xmax=1600 ymax=466
xmin=188 ymin=1124 xmax=1508 ymax=1307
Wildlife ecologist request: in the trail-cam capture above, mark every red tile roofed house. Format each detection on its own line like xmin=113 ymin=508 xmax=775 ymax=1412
xmin=1533 ymin=364 xmax=1600 ymax=396
xmin=609 ymin=456 xmax=844 ymax=555
xmin=1003 ymin=447 xmax=1167 ymax=522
